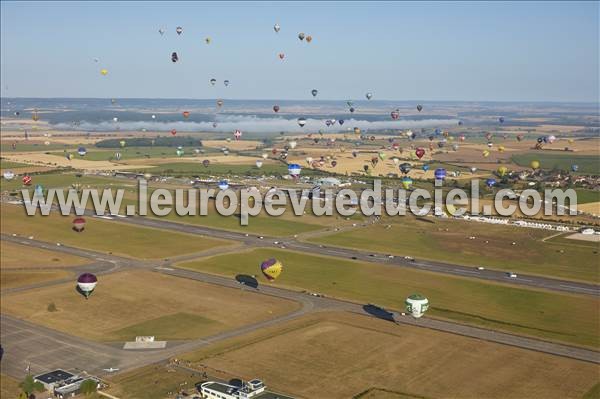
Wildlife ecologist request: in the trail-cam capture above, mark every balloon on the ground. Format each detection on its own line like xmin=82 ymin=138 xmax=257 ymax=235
xmin=77 ymin=146 xmax=87 ymax=156
xmin=73 ymin=217 xmax=86 ymax=232
xmin=405 ymin=294 xmax=429 ymax=318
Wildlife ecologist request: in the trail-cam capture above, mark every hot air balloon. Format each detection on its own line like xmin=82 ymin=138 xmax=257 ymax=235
xmin=306 ymin=35 xmax=313 ymax=43
xmin=261 ymin=258 xmax=283 ymax=281
xmin=349 ymin=107 xmax=355 ymax=113
xmin=482 ymin=150 xmax=490 ymax=157
xmin=434 ymin=168 xmax=446 ymax=180
xmin=298 ymin=32 xmax=305 ymax=41
xmin=176 ymin=147 xmax=184 ymax=157
xmin=176 ymin=26 xmax=183 ymax=35
xmin=499 ymin=116 xmax=505 ymax=123
xmin=210 ymin=78 xmax=217 ymax=86
xmin=485 ymin=178 xmax=497 ymax=188
xmin=516 ymin=134 xmax=524 ymax=142
xmin=297 ymin=118 xmax=307 ymax=127
xmin=422 ymin=164 xmax=430 ymax=172
xmin=3 ymin=171 xmax=15 ymax=180
xmin=272 ymin=105 xmax=280 ymax=113
xmin=365 ymin=92 xmax=373 ymax=100
xmin=379 ymin=152 xmax=386 ymax=161
xmin=171 ymin=52 xmax=179 ymax=63
xmin=416 ymin=104 xmax=423 ymax=112
xmin=331 ymin=160 xmax=337 ymax=167
xmin=33 ymin=184 xmax=44 ymax=197
xmin=182 ymin=111 xmax=190 ymax=118
xmin=255 ymin=160 xmax=263 ymax=168
xmin=530 ymin=160 xmax=540 ymax=170
xmin=205 ymin=37 xmax=211 ymax=44
xmin=311 ymin=89 xmax=318 ymax=97
xmin=278 ymin=53 xmax=285 ymax=60
xmin=452 ymin=143 xmax=459 ymax=151
xmin=401 ymin=177 xmax=413 ymax=190
xmin=288 ymin=163 xmax=302 ymax=179
xmin=22 ymin=175 xmax=32 ymax=186
xmin=100 ymin=69 xmax=108 ymax=76
xmin=119 ymin=140 xmax=126 ymax=148
xmin=353 ymin=127 xmax=361 ymax=135
xmin=224 ymin=80 xmax=230 ymax=87
xmin=391 ymin=110 xmax=399 ymax=120
xmin=158 ymin=28 xmax=165 ymax=35
xmin=170 ymin=129 xmax=177 ymax=136
xmin=202 ymin=159 xmax=210 ymax=167
xmin=77 ymin=147 xmax=87 ymax=156
xmin=151 ymin=114 xmax=157 ymax=120
xmin=414 ymin=148 xmax=425 ymax=159
xmin=570 ymin=164 xmax=579 ymax=172
xmin=218 ymin=180 xmax=229 ymax=190
xmin=339 ymin=119 xmax=344 ymax=125
xmin=363 ymin=164 xmax=369 ymax=173
xmin=497 ymin=166 xmax=508 ymax=177
xmin=274 ymin=23 xmax=281 ymax=33
xmin=405 ymin=294 xmax=429 ymax=318
xmin=73 ymin=217 xmax=86 ymax=232
xmin=77 ymin=273 xmax=97 ymax=299
xmin=114 ymin=152 xmax=122 ymax=161
xmin=305 ymin=156 xmax=313 ymax=165
xmin=548 ymin=135 xmax=556 ymax=144
xmin=470 ymin=167 xmax=477 ymax=173
xmin=217 ymin=99 xmax=224 ymax=107
xmin=399 ymin=162 xmax=412 ymax=174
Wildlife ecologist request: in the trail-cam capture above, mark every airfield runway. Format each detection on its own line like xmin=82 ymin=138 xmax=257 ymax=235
xmin=1 ymin=234 xmax=598 ymax=381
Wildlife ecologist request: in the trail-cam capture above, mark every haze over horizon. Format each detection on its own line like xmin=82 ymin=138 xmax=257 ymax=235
xmin=1 ymin=1 xmax=598 ymax=102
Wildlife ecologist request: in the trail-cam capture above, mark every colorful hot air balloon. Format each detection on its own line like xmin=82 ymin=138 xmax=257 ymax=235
xmin=415 ymin=148 xmax=425 ymax=159
xmin=3 ymin=171 xmax=15 ymax=180
xmin=218 ymin=180 xmax=229 ymax=190
xmin=77 ymin=146 xmax=87 ymax=156
xmin=530 ymin=160 xmax=540 ymax=170
xmin=224 ymin=80 xmax=230 ymax=87
xmin=434 ymin=168 xmax=446 ymax=180
xmin=401 ymin=177 xmax=413 ymax=190
xmin=171 ymin=129 xmax=177 ymax=136
xmin=73 ymin=217 xmax=86 ymax=232
xmin=288 ymin=163 xmax=301 ymax=179
xmin=260 ymin=258 xmax=283 ymax=281
xmin=182 ymin=111 xmax=190 ymax=118
xmin=405 ymin=294 xmax=429 ymax=318
xmin=22 ymin=175 xmax=32 ymax=186
xmin=77 ymin=273 xmax=97 ymax=299
xmin=210 ymin=78 xmax=217 ymax=86
xmin=176 ymin=147 xmax=184 ymax=157
xmin=353 ymin=127 xmax=361 ymax=135
xmin=571 ymin=164 xmax=579 ymax=172
xmin=422 ymin=164 xmax=430 ymax=172
xmin=497 ymin=166 xmax=508 ymax=177
xmin=114 ymin=152 xmax=122 ymax=161
xmin=100 ymin=69 xmax=108 ymax=76
xmin=482 ymin=150 xmax=490 ymax=157
xmin=485 ymin=178 xmax=497 ymax=188
xmin=306 ymin=35 xmax=313 ymax=43
xmin=234 ymin=129 xmax=242 ymax=141
xmin=119 ymin=140 xmax=126 ymax=148
xmin=202 ymin=159 xmax=210 ymax=167
xmin=391 ymin=110 xmax=400 ymax=120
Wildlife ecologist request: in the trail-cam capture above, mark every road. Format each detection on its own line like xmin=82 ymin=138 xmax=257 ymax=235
xmin=1 ymin=234 xmax=598 ymax=381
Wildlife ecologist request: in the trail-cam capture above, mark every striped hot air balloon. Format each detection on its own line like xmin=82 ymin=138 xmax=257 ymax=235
xmin=73 ymin=217 xmax=86 ymax=232
xmin=22 ymin=175 xmax=32 ymax=185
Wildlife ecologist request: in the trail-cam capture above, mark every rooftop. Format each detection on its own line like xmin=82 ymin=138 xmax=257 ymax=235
xmin=34 ymin=369 xmax=74 ymax=384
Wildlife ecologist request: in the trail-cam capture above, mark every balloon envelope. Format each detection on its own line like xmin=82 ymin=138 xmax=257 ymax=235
xmin=260 ymin=258 xmax=283 ymax=281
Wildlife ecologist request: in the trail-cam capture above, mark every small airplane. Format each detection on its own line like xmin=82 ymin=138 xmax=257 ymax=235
xmin=103 ymin=367 xmax=120 ymax=372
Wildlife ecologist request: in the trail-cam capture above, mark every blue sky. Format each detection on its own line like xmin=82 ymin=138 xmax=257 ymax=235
xmin=1 ymin=1 xmax=598 ymax=101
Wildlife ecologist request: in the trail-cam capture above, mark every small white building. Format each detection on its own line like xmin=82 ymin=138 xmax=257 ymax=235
xmin=198 ymin=379 xmax=294 ymax=399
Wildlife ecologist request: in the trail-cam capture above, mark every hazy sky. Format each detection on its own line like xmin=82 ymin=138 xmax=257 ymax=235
xmin=1 ymin=1 xmax=598 ymax=102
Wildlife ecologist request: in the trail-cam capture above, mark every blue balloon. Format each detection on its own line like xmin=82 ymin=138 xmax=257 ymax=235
xmin=571 ymin=164 xmax=579 ymax=172
xmin=485 ymin=178 xmax=497 ymax=188
xmin=288 ymin=163 xmax=302 ymax=177
xmin=422 ymin=164 xmax=430 ymax=172
xmin=434 ymin=168 xmax=446 ymax=180
xmin=218 ymin=180 xmax=229 ymax=190
xmin=339 ymin=119 xmax=344 ymax=125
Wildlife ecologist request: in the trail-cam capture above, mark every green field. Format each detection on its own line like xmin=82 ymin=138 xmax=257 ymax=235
xmin=146 ymin=161 xmax=290 ymax=176
xmin=307 ymin=217 xmax=599 ymax=282
xmin=1 ymin=142 xmax=70 ymax=152
xmin=0 ymin=172 xmax=123 ymax=192
xmin=50 ymin=146 xmax=206 ymax=161
xmin=575 ymin=189 xmax=600 ymax=204
xmin=0 ymin=159 xmax=30 ymax=169
xmin=1 ymin=204 xmax=228 ymax=259
xmin=178 ymin=248 xmax=599 ymax=348
xmin=512 ymin=153 xmax=599 ymax=174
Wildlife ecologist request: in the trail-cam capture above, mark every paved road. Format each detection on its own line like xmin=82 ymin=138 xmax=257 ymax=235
xmin=105 ymin=213 xmax=599 ymax=297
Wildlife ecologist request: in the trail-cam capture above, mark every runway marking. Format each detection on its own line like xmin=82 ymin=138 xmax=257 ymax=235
xmin=560 ymin=284 xmax=599 ymax=294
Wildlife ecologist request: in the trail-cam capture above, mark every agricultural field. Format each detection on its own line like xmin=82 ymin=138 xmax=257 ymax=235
xmin=0 ymin=241 xmax=89 ymax=269
xmin=0 ymin=159 xmax=30 ymax=169
xmin=0 ymin=270 xmax=299 ymax=342
xmin=1 ymin=269 xmax=72 ymax=290
xmin=178 ymin=248 xmax=600 ymax=348
xmin=1 ymin=204 xmax=228 ymax=259
xmin=179 ymin=312 xmax=600 ymax=399
xmin=0 ymin=171 xmax=123 ymax=192
xmin=307 ymin=216 xmax=599 ymax=282
xmin=575 ymin=189 xmax=600 ymax=204
xmin=0 ymin=373 xmax=21 ymax=399
xmin=512 ymin=152 xmax=600 ymax=174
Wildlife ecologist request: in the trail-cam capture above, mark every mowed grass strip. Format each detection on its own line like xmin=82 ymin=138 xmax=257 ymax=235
xmin=1 ymin=204 xmax=227 ymax=259
xmin=0 ymin=270 xmax=299 ymax=342
xmin=308 ymin=216 xmax=599 ymax=282
xmin=1 ymin=269 xmax=72 ymax=289
xmin=184 ymin=312 xmax=600 ymax=399
xmin=178 ymin=248 xmax=600 ymax=348
xmin=1 ymin=241 xmax=90 ymax=269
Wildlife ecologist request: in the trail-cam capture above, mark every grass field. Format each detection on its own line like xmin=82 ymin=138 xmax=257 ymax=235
xmin=106 ymin=364 xmax=205 ymax=399
xmin=0 ymin=172 xmax=122 ymax=192
xmin=1 ymin=241 xmax=89 ymax=269
xmin=1 ymin=269 xmax=72 ymax=289
xmin=512 ymin=153 xmax=600 ymax=174
xmin=146 ymin=161 xmax=289 ymax=176
xmin=0 ymin=374 xmax=22 ymax=399
xmin=50 ymin=146 xmax=206 ymax=161
xmin=179 ymin=312 xmax=600 ymax=399
xmin=307 ymin=216 xmax=599 ymax=282
xmin=1 ymin=142 xmax=70 ymax=152
xmin=1 ymin=204 xmax=228 ymax=259
xmin=575 ymin=189 xmax=600 ymax=205
xmin=0 ymin=159 xmax=30 ymax=169
xmin=178 ymin=248 xmax=599 ymax=348
xmin=0 ymin=270 xmax=299 ymax=342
